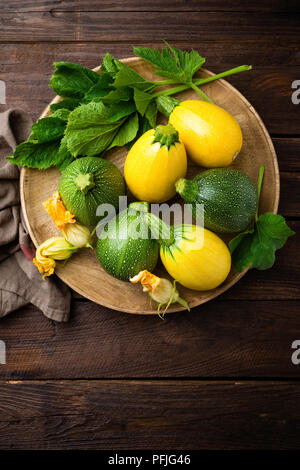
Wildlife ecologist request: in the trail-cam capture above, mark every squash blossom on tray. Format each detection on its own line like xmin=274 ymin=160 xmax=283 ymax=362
xmin=130 ymin=270 xmax=189 ymax=317
xmin=33 ymin=237 xmax=77 ymax=279
xmin=33 ymin=192 xmax=93 ymax=279
xmin=43 ymin=192 xmax=93 ymax=248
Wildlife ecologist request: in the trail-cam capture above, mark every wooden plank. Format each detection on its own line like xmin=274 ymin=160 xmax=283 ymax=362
xmin=274 ymin=138 xmax=300 ymax=172
xmin=1 ymin=41 xmax=299 ymax=68
xmin=0 ymin=42 xmax=299 ymax=135
xmin=0 ymin=380 xmax=300 ymax=449
xmin=1 ymin=1 xmax=300 ymax=13
xmin=0 ymin=298 xmax=300 ymax=379
xmin=279 ymin=173 xmax=300 ymax=217
xmin=0 ymin=12 xmax=300 ymax=43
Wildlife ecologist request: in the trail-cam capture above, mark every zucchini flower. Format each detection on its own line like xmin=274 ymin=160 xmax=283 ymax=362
xmin=43 ymin=192 xmax=92 ymax=248
xmin=62 ymin=223 xmax=93 ymax=249
xmin=130 ymin=270 xmax=189 ymax=318
xmin=33 ymin=236 xmax=77 ymax=279
xmin=42 ymin=192 xmax=75 ymax=229
xmin=33 ymin=250 xmax=56 ymax=279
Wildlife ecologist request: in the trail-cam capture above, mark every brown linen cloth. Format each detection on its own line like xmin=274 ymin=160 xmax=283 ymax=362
xmin=0 ymin=108 xmax=71 ymax=321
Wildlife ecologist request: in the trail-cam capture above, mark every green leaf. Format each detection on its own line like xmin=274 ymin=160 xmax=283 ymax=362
xmin=108 ymin=112 xmax=139 ymax=149
xmin=257 ymin=213 xmax=295 ymax=250
xmin=31 ymin=116 xmax=66 ymax=143
xmin=134 ymin=43 xmax=205 ymax=84
xmin=65 ymin=101 xmax=132 ymax=157
xmin=145 ymin=100 xmax=157 ymax=128
xmin=100 ymin=53 xmax=120 ymax=76
xmin=49 ymin=62 xmax=100 ymax=98
xmin=112 ymin=60 xmax=153 ymax=91
xmin=133 ymin=88 xmax=153 ymax=116
xmin=84 ymin=73 xmax=114 ymax=101
xmin=7 ymin=140 xmax=62 ymax=169
xmin=102 ymin=87 xmax=133 ymax=104
xmin=105 ymin=101 xmax=137 ymax=122
xmin=229 ymin=213 xmax=295 ymax=271
xmin=50 ymin=98 xmax=80 ymax=112
xmin=50 ymin=108 xmax=71 ymax=121
xmin=56 ymin=135 xmax=74 ymax=170
xmin=126 ymin=114 xmax=152 ymax=150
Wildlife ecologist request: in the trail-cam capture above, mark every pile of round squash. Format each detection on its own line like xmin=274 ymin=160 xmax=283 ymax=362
xmin=58 ymin=99 xmax=258 ymax=294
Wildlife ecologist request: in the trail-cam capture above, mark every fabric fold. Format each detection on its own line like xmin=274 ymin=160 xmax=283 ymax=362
xmin=0 ymin=108 xmax=71 ymax=321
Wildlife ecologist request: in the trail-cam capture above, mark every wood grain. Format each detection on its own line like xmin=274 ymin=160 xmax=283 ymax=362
xmin=0 ymin=299 xmax=300 ymax=379
xmin=1 ymin=380 xmax=300 ymax=449
xmin=1 ymin=1 xmax=300 ymax=13
xmin=20 ymin=58 xmax=279 ymax=313
xmin=0 ymin=12 xmax=300 ymax=42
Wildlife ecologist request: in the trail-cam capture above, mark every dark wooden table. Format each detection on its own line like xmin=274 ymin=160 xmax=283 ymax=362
xmin=0 ymin=1 xmax=299 ymax=450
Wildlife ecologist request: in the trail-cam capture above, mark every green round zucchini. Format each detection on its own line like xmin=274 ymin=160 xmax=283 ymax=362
xmin=176 ymin=168 xmax=258 ymax=233
xmin=58 ymin=157 xmax=126 ymax=226
xmin=96 ymin=202 xmax=159 ymax=281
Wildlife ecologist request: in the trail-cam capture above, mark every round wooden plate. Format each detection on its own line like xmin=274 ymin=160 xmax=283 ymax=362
xmin=20 ymin=57 xmax=279 ymax=314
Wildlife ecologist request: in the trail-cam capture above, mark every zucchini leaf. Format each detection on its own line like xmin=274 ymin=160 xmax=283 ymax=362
xmin=100 ymin=53 xmax=120 ymax=76
xmin=229 ymin=214 xmax=295 ymax=271
xmin=108 ymin=112 xmax=139 ymax=149
xmin=50 ymin=98 xmax=81 ymax=112
xmin=145 ymin=101 xmax=158 ymax=128
xmin=49 ymin=61 xmax=100 ymax=98
xmin=31 ymin=117 xmax=66 ymax=143
xmin=112 ymin=60 xmax=154 ymax=92
xmin=133 ymin=88 xmax=153 ymax=116
xmin=65 ymin=101 xmax=136 ymax=156
xmin=7 ymin=140 xmax=63 ymax=169
xmin=229 ymin=167 xmax=295 ymax=271
xmin=134 ymin=42 xmax=205 ymax=84
xmin=56 ymin=135 xmax=75 ymax=170
xmin=83 ymin=73 xmax=114 ymax=101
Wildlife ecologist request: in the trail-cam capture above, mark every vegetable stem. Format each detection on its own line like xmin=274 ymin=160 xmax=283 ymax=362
xmin=152 ymin=65 xmax=252 ymax=98
xmin=255 ymin=164 xmax=265 ymax=221
xmin=146 ymin=212 xmax=175 ymax=247
xmin=189 ymin=81 xmax=212 ymax=103
xmin=153 ymin=79 xmax=179 ymax=86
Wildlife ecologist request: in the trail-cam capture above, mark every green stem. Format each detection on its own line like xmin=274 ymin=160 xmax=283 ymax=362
xmin=153 ymin=79 xmax=179 ymax=86
xmin=255 ymin=164 xmax=265 ymax=221
xmin=189 ymin=81 xmax=212 ymax=103
xmin=74 ymin=173 xmax=95 ymax=195
xmin=146 ymin=213 xmax=175 ymax=247
xmin=152 ymin=65 xmax=252 ymax=98
xmin=152 ymin=123 xmax=179 ymax=149
xmin=129 ymin=201 xmax=149 ymax=213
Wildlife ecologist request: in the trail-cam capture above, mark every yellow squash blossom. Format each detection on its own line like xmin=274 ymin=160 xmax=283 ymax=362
xmin=43 ymin=192 xmax=75 ymax=230
xmin=33 ymin=236 xmax=77 ymax=279
xmin=130 ymin=270 xmax=189 ymax=317
xmin=62 ymin=223 xmax=93 ymax=249
xmin=33 ymin=250 xmax=56 ymax=279
xmin=43 ymin=192 xmax=92 ymax=248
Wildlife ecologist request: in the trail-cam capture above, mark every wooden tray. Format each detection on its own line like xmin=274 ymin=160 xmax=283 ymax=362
xmin=20 ymin=57 xmax=280 ymax=314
